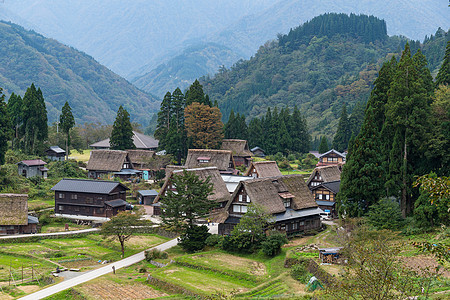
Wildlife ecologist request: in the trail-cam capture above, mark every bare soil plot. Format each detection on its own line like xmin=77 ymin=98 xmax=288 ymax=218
xmin=401 ymin=255 xmax=450 ymax=278
xmin=17 ymin=285 xmax=39 ymax=294
xmin=0 ymin=293 xmax=13 ymax=300
xmin=78 ymin=279 xmax=167 ymax=300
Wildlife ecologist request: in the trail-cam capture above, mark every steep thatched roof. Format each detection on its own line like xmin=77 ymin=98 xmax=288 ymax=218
xmin=307 ymin=165 xmax=342 ymax=185
xmin=164 ymin=165 xmax=187 ymax=180
xmin=126 ymin=150 xmax=155 ymax=167
xmin=221 ymin=139 xmax=252 ymax=157
xmin=244 ymin=161 xmax=282 ymax=178
xmin=155 ymin=167 xmax=230 ymax=204
xmin=226 ymin=174 xmax=317 ymax=215
xmin=185 ymin=149 xmax=234 ymax=171
xmin=86 ymin=150 xmax=127 ymax=172
xmin=0 ymin=194 xmax=28 ymax=225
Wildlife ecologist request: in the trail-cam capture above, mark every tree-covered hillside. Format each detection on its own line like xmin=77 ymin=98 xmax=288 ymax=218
xmin=201 ymin=14 xmax=449 ymax=139
xmin=0 ymin=21 xmax=159 ymax=126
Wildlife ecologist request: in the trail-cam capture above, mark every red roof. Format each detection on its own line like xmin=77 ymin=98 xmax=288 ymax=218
xmin=19 ymin=159 xmax=47 ymax=166
xmin=197 ymin=157 xmax=211 ymax=160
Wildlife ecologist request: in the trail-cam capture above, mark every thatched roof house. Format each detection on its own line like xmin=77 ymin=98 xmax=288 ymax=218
xmin=126 ymin=150 xmax=155 ymax=170
xmin=307 ymin=165 xmax=342 ymax=189
xmin=219 ymin=174 xmax=322 ymax=235
xmin=0 ymin=194 xmax=38 ymax=235
xmin=185 ymin=149 xmax=235 ymax=173
xmin=244 ymin=161 xmax=282 ymax=178
xmin=221 ymin=139 xmax=252 ymax=167
xmin=164 ymin=165 xmax=186 ymax=180
xmin=86 ymin=150 xmax=130 ymax=178
xmin=154 ymin=167 xmax=231 ymax=219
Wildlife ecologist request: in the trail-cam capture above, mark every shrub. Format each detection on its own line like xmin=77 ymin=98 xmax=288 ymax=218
xmin=273 ymin=152 xmax=285 ymax=161
xmin=205 ymin=234 xmax=224 ymax=247
xmin=261 ymin=231 xmax=288 ymax=256
xmin=48 ymin=160 xmax=87 ymax=178
xmin=287 ymin=153 xmax=296 ymax=162
xmin=178 ymin=225 xmax=210 ymax=253
xmin=145 ymin=248 xmax=168 ymax=261
xmin=277 ymin=160 xmax=292 ymax=170
xmin=367 ymin=198 xmax=404 ymax=230
xmin=139 ymin=267 xmax=147 ymax=273
xmin=291 ymin=262 xmax=312 ymax=283
xmin=302 ymin=153 xmax=318 ymax=169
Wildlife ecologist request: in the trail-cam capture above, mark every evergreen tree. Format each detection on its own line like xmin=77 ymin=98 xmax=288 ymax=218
xmin=318 ymin=136 xmax=329 ymax=154
xmin=185 ymin=80 xmax=208 ymax=106
xmin=236 ymin=113 xmax=248 ymax=141
xmin=154 ymin=92 xmax=172 ymax=148
xmin=21 ymin=84 xmax=48 ymax=155
xmin=348 ymin=101 xmax=365 ymax=137
xmin=0 ymin=88 xmax=12 ymax=165
xmin=290 ymin=106 xmax=310 ymax=153
xmin=110 ymin=106 xmax=135 ymax=150
xmin=224 ymin=109 xmax=236 ymax=139
xmin=59 ymin=101 xmax=75 ymax=160
xmin=277 ymin=119 xmax=292 ymax=155
xmin=6 ymin=93 xmax=22 ymax=150
xmin=248 ymin=118 xmax=264 ymax=148
xmin=332 ymin=104 xmax=350 ymax=152
xmin=435 ymin=40 xmax=450 ymax=86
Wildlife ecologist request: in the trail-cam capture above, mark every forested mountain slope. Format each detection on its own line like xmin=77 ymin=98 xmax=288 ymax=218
xmin=201 ymin=14 xmax=450 ymax=139
xmin=0 ymin=21 xmax=159 ymax=125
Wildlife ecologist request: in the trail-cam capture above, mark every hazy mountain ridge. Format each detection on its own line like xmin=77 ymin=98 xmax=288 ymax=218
xmin=0 ymin=21 xmax=159 ymax=125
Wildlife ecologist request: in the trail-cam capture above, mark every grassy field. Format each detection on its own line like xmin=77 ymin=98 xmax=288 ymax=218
xmin=70 ymin=150 xmax=91 ymax=163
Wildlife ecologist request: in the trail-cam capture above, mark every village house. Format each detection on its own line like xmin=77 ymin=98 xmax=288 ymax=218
xmin=125 ymin=149 xmax=155 ymax=180
xmin=17 ymin=159 xmax=48 ymax=179
xmin=153 ymin=167 xmax=231 ymax=219
xmin=184 ymin=149 xmax=236 ymax=174
xmin=317 ymin=149 xmax=346 ymax=166
xmin=220 ymin=174 xmax=253 ymax=193
xmin=86 ymin=150 xmax=141 ymax=180
xmin=306 ymin=165 xmax=341 ymax=189
xmin=244 ymin=161 xmax=282 ymax=178
xmin=221 ymin=139 xmax=253 ymax=167
xmin=45 ymin=146 xmax=66 ymax=161
xmin=251 ymin=146 xmax=266 ymax=157
xmin=51 ymin=179 xmax=129 ymax=219
xmin=89 ymin=131 xmax=159 ymax=151
xmin=137 ymin=189 xmax=158 ymax=205
xmin=0 ymin=194 xmax=39 ymax=235
xmin=311 ymin=180 xmax=340 ymax=218
xmin=219 ymin=174 xmax=323 ymax=236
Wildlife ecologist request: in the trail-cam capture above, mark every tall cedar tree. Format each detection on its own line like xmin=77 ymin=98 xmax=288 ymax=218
xmin=21 ymin=84 xmax=48 ymax=155
xmin=318 ymin=136 xmax=329 ymax=154
xmin=59 ymin=101 xmax=75 ymax=160
xmin=154 ymin=91 xmax=172 ymax=146
xmin=347 ymin=101 xmax=365 ymax=139
xmin=435 ymin=40 xmax=450 ymax=86
xmin=160 ymin=170 xmax=215 ymax=233
xmin=0 ymin=88 xmax=12 ymax=165
xmin=185 ymin=102 xmax=224 ymax=149
xmin=290 ymin=105 xmax=310 ymax=153
xmin=110 ymin=106 xmax=135 ymax=150
xmin=383 ymin=44 xmax=433 ymax=216
xmin=224 ymin=110 xmax=248 ymax=140
xmin=332 ymin=104 xmax=350 ymax=152
xmin=248 ymin=118 xmax=264 ymax=149
xmin=185 ymin=79 xmax=211 ymax=106
xmin=6 ymin=93 xmax=22 ymax=149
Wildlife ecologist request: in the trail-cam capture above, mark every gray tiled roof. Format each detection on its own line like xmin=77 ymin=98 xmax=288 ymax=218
xmin=49 ymin=146 xmax=65 ymax=154
xmin=272 ymin=207 xmax=323 ymax=222
xmin=138 ymin=190 xmax=158 ymax=196
xmin=89 ymin=131 xmax=158 ymax=149
xmin=316 ymin=200 xmax=335 ymax=206
xmin=105 ymin=199 xmax=128 ymax=207
xmin=51 ymin=179 xmax=129 ymax=194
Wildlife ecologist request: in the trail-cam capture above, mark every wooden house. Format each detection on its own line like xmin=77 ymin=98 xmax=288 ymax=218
xmin=45 ymin=146 xmax=66 ymax=161
xmin=311 ymin=180 xmax=340 ymax=218
xmin=221 ymin=139 xmax=253 ymax=167
xmin=0 ymin=194 xmax=39 ymax=235
xmin=244 ymin=161 xmax=282 ymax=178
xmin=154 ymin=167 xmax=231 ymax=218
xmin=137 ymin=190 xmax=158 ymax=205
xmin=251 ymin=147 xmax=266 ymax=157
xmin=86 ymin=150 xmax=132 ymax=179
xmin=184 ymin=149 xmax=236 ymax=174
xmin=317 ymin=149 xmax=346 ymax=167
xmin=126 ymin=150 xmax=155 ymax=170
xmin=89 ymin=131 xmax=159 ymax=151
xmin=51 ymin=179 xmax=129 ymax=219
xmin=17 ymin=159 xmax=48 ymax=179
xmin=307 ymin=165 xmax=341 ymax=189
xmin=219 ymin=174 xmax=323 ymax=236
xmin=220 ymin=175 xmax=254 ymax=193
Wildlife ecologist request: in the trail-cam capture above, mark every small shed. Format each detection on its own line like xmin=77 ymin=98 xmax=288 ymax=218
xmin=0 ymin=194 xmax=39 ymax=235
xmin=137 ymin=190 xmax=158 ymax=205
xmin=46 ymin=146 xmax=66 ymax=161
xmin=152 ymin=202 xmax=161 ymax=216
xmin=251 ymin=146 xmax=265 ymax=157
xmin=17 ymin=160 xmax=48 ymax=179
xmin=319 ymin=247 xmax=343 ymax=264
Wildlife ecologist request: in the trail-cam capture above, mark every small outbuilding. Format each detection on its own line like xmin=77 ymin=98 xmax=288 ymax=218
xmin=221 ymin=139 xmax=253 ymax=167
xmin=0 ymin=194 xmax=39 ymax=235
xmin=137 ymin=190 xmax=158 ymax=205
xmin=251 ymin=146 xmax=265 ymax=157
xmin=244 ymin=161 xmax=282 ymax=178
xmin=45 ymin=146 xmax=66 ymax=161
xmin=319 ymin=247 xmax=343 ymax=264
xmin=17 ymin=159 xmax=48 ymax=179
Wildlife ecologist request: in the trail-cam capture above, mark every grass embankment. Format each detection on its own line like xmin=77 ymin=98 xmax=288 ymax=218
xmin=69 ymin=150 xmax=91 ymax=163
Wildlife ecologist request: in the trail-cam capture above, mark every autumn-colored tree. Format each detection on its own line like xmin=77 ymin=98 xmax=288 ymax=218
xmin=184 ymin=102 xmax=224 ymax=149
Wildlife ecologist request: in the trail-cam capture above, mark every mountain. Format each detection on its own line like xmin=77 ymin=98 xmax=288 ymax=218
xmin=132 ymin=43 xmax=243 ymax=97
xmin=201 ymin=14 xmax=450 ymax=140
xmin=0 ymin=21 xmax=159 ymax=125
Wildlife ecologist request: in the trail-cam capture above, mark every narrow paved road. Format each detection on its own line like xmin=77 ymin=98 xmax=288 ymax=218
xmin=0 ymin=228 xmax=99 ymax=240
xmin=19 ymin=224 xmax=218 ymax=300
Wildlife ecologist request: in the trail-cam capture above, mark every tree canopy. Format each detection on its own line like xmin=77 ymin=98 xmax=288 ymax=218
xmin=110 ymin=105 xmax=135 ymax=150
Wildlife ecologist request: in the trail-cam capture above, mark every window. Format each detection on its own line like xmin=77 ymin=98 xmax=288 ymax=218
xmin=86 ymin=197 xmax=93 ymax=204
xmin=71 ymin=194 xmax=77 ymax=200
xmin=238 ymin=194 xmax=243 ymax=202
xmin=299 ymin=221 xmax=305 ymax=226
xmin=252 ymin=172 xmax=257 ymax=178
xmin=318 ymin=194 xmax=323 ymax=200
xmin=325 ymin=194 xmax=330 ymax=200
xmin=198 ymin=159 xmax=209 ymax=163
xmin=58 ymin=205 xmax=63 ymax=211
xmin=293 ymin=222 xmax=298 ymax=230
xmin=232 ymin=205 xmax=247 ymax=213
xmin=246 ymin=196 xmax=250 ymax=203
xmin=241 ymin=205 xmax=247 ymax=213
xmin=74 ymin=206 xmax=80 ymax=212
xmin=283 ymin=199 xmax=291 ymax=208
xmin=59 ymin=193 xmax=65 ymax=199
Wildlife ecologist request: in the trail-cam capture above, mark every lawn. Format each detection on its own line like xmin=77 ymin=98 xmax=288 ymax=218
xmin=281 ymin=169 xmax=312 ymax=175
xmin=70 ymin=149 xmax=91 ymax=163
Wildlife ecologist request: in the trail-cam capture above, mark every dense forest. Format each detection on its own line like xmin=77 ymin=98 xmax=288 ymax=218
xmin=201 ymin=13 xmax=450 ymax=140
xmin=0 ymin=21 xmax=159 ymax=126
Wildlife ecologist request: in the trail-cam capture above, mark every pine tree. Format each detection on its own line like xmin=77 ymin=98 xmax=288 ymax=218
xmin=435 ymin=40 xmax=450 ymax=86
xmin=224 ymin=109 xmax=236 ymax=139
xmin=333 ymin=104 xmax=350 ymax=152
xmin=59 ymin=101 xmax=75 ymax=160
xmin=110 ymin=106 xmax=135 ymax=150
xmin=290 ymin=105 xmax=310 ymax=153
xmin=21 ymin=84 xmax=48 ymax=155
xmin=6 ymin=93 xmax=22 ymax=150
xmin=0 ymin=88 xmax=12 ymax=165
xmin=248 ymin=118 xmax=264 ymax=149
xmin=154 ymin=92 xmax=172 ymax=147
xmin=185 ymin=80 xmax=208 ymax=106
xmin=318 ymin=136 xmax=329 ymax=154
xmin=348 ymin=101 xmax=365 ymax=137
